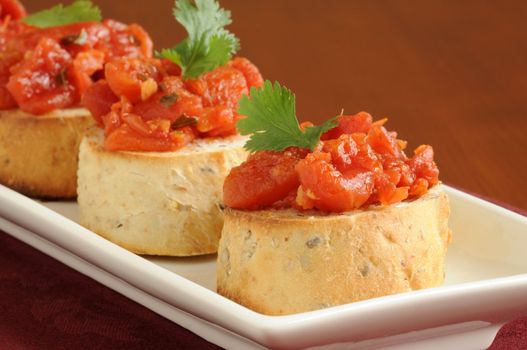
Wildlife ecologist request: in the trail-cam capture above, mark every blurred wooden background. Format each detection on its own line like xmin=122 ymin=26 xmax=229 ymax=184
xmin=27 ymin=0 xmax=527 ymax=210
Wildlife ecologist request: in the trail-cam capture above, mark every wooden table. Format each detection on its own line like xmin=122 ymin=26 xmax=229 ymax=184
xmin=7 ymin=1 xmax=527 ymax=349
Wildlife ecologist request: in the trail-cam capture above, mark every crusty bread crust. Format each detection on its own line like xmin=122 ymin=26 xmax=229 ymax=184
xmin=0 ymin=108 xmax=95 ymax=199
xmin=77 ymin=130 xmax=248 ymax=256
xmin=217 ymin=185 xmax=452 ymax=315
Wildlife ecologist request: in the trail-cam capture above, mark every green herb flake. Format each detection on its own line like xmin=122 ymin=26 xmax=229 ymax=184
xmin=22 ymin=0 xmax=102 ymax=28
xmin=136 ymin=73 xmax=148 ymax=82
xmin=171 ymin=115 xmax=198 ymax=129
xmin=160 ymin=93 xmax=179 ymax=107
xmin=237 ymin=80 xmax=338 ymax=152
xmin=60 ymin=28 xmax=88 ymax=46
xmin=157 ymin=0 xmax=239 ymax=79
xmin=55 ymin=69 xmax=68 ymax=86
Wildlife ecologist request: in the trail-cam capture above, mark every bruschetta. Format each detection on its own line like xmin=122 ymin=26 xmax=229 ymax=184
xmin=0 ymin=0 xmax=152 ymax=198
xmin=217 ymin=81 xmax=452 ymax=315
xmin=77 ymin=0 xmax=263 ymax=256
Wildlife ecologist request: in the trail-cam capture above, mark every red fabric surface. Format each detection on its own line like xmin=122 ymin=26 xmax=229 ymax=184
xmin=488 ymin=318 xmax=527 ymax=350
xmin=0 ymin=231 xmax=222 ymax=350
xmin=1 ymin=213 xmax=527 ymax=348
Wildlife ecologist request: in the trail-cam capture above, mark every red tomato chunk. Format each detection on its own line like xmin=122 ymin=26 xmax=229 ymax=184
xmin=224 ymin=112 xmax=440 ymax=212
xmin=0 ymin=11 xmax=152 ymax=114
xmin=82 ymin=56 xmax=264 ymax=152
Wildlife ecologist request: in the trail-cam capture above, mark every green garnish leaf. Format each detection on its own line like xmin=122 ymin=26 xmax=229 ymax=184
xmin=22 ymin=0 xmax=102 ymax=28
xmin=237 ymin=81 xmax=338 ymax=152
xmin=158 ymin=0 xmax=239 ymax=79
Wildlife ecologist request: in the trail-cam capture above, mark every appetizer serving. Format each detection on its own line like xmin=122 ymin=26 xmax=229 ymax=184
xmin=77 ymin=0 xmax=263 ymax=256
xmin=217 ymin=81 xmax=452 ymax=315
xmin=0 ymin=0 xmax=152 ymax=198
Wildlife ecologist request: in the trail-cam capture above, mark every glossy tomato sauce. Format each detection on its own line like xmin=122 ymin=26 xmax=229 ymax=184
xmin=81 ymin=56 xmax=263 ymax=152
xmin=224 ymin=112 xmax=439 ymax=212
xmin=0 ymin=3 xmax=152 ymax=114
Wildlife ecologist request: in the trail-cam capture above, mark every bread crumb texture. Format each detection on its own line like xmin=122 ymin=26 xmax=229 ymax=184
xmin=217 ymin=185 xmax=452 ymax=315
xmin=0 ymin=108 xmax=94 ymax=199
xmin=77 ymin=130 xmax=248 ymax=256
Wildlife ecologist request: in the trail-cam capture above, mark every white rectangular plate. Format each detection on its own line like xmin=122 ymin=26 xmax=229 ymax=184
xmin=0 ymin=184 xmax=526 ymax=349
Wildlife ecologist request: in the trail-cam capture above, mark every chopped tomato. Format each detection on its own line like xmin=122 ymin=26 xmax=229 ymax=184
xmin=105 ymin=124 xmax=175 ymax=152
xmin=321 ymin=134 xmax=381 ymax=177
xmin=101 ymin=110 xmax=121 ymax=135
xmin=367 ymin=124 xmax=405 ymax=159
xmin=105 ymin=58 xmax=160 ymax=103
xmin=198 ymin=106 xmax=236 ymax=137
xmin=127 ymin=23 xmax=153 ymax=58
xmin=0 ymin=0 xmax=26 ymax=20
xmin=80 ymin=56 xmax=262 ymax=152
xmin=70 ymin=49 xmax=105 ymax=97
xmin=296 ymin=150 xmax=375 ymax=212
xmin=408 ymin=144 xmax=439 ymax=193
xmin=321 ymin=111 xmax=373 ymax=140
xmin=0 ymin=51 xmax=21 ymax=108
xmin=7 ymin=37 xmax=76 ymax=114
xmin=81 ymin=80 xmax=119 ymax=125
xmin=226 ymin=112 xmax=440 ymax=212
xmin=201 ymin=66 xmax=248 ymax=109
xmin=0 ymin=14 xmax=153 ymax=114
xmin=132 ymin=76 xmax=203 ymax=122
xmin=224 ymin=148 xmax=308 ymax=209
xmin=160 ymin=59 xmax=182 ymax=76
xmin=229 ymin=57 xmax=264 ymax=89
xmin=97 ymin=19 xmax=152 ymax=60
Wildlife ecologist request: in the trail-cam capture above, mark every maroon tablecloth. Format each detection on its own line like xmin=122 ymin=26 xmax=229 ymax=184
xmin=0 ymin=231 xmax=221 ymax=350
xmin=1 ymin=230 xmax=526 ymax=349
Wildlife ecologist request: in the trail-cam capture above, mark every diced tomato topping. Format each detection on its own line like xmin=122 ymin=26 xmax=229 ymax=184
xmin=160 ymin=59 xmax=182 ymax=76
xmin=224 ymin=147 xmax=309 ymax=209
xmin=81 ymin=80 xmax=119 ymax=125
xmin=82 ymin=55 xmax=263 ymax=152
xmin=105 ymin=124 xmax=175 ymax=152
xmin=229 ymin=57 xmax=264 ymax=89
xmin=201 ymin=65 xmax=248 ymax=109
xmin=296 ymin=147 xmax=375 ymax=212
xmin=105 ymin=58 xmax=161 ymax=103
xmin=225 ymin=112 xmax=440 ymax=212
xmin=7 ymin=37 xmax=76 ymax=114
xmin=0 ymin=51 xmax=21 ymax=108
xmin=408 ymin=144 xmax=439 ymax=195
xmin=321 ymin=111 xmax=373 ymax=140
xmin=0 ymin=0 xmax=26 ymax=20
xmin=197 ymin=106 xmax=234 ymax=135
xmin=367 ymin=124 xmax=405 ymax=159
xmin=96 ymin=19 xmax=152 ymax=60
xmin=0 ymin=13 xmax=153 ymax=114
xmin=70 ymin=49 xmax=105 ymax=97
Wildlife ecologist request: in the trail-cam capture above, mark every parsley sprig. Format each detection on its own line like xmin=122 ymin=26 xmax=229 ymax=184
xmin=237 ymin=81 xmax=338 ymax=152
xmin=158 ymin=0 xmax=239 ymax=80
xmin=22 ymin=0 xmax=102 ymax=28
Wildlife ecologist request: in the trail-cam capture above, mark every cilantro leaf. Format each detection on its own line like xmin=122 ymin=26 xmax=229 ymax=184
xmin=22 ymin=0 xmax=102 ymax=28
xmin=158 ymin=0 xmax=239 ymax=79
xmin=237 ymin=81 xmax=338 ymax=152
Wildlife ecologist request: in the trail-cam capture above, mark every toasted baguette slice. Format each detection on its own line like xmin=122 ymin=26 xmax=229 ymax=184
xmin=0 ymin=108 xmax=95 ymax=199
xmin=217 ymin=185 xmax=452 ymax=315
xmin=77 ymin=130 xmax=248 ymax=256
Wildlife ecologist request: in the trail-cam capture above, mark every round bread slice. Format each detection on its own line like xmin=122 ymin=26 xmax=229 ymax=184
xmin=217 ymin=185 xmax=452 ymax=315
xmin=77 ymin=130 xmax=248 ymax=256
xmin=0 ymin=108 xmax=95 ymax=199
